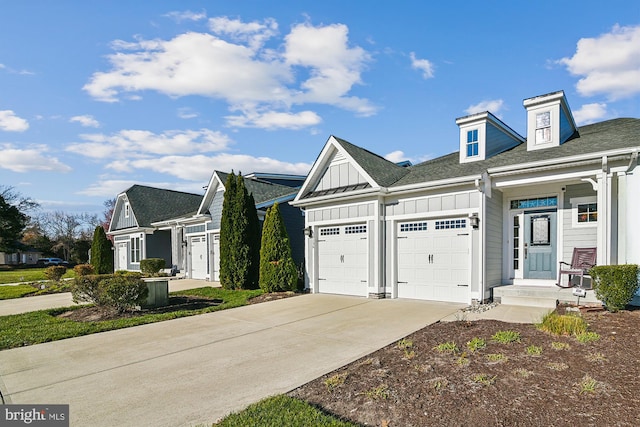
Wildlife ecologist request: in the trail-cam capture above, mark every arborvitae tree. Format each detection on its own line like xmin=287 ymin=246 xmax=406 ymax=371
xmin=219 ymin=171 xmax=237 ymax=289
xmin=90 ymin=225 xmax=113 ymax=274
xmin=259 ymin=202 xmax=297 ymax=292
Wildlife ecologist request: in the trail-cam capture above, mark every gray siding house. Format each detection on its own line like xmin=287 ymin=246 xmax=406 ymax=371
xmin=108 ymin=185 xmax=203 ymax=272
xmin=292 ymin=91 xmax=640 ymax=304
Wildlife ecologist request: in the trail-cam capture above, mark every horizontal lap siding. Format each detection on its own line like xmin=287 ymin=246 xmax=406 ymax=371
xmin=485 ymin=191 xmax=503 ymax=289
xmin=562 ymin=184 xmax=597 ymax=263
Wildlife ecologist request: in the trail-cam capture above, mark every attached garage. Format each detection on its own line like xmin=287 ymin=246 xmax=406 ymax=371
xmin=190 ymin=236 xmax=208 ymax=279
xmin=317 ymin=224 xmax=368 ymax=296
xmin=397 ymin=218 xmax=470 ymax=303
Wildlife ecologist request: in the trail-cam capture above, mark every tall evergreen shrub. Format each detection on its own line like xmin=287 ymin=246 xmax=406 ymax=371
xmin=90 ymin=226 xmax=114 ymax=274
xmin=219 ymin=172 xmax=238 ymax=289
xmin=259 ymin=202 xmax=297 ymax=292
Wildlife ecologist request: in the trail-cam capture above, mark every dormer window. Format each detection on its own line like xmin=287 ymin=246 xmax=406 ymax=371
xmin=535 ymin=111 xmax=551 ymax=144
xmin=466 ymin=129 xmax=479 ymax=157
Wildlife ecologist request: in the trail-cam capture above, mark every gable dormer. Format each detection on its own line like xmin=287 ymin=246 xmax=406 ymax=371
xmin=456 ymin=112 xmax=524 ymax=164
xmin=523 ymin=90 xmax=577 ymax=151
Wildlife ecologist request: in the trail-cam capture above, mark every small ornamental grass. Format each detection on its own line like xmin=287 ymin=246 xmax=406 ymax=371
xmin=363 ymin=385 xmax=390 ymax=400
xmin=466 ymin=337 xmax=486 ymax=352
xmin=324 ymin=373 xmax=348 ymax=392
xmin=472 ymin=373 xmax=496 ymax=386
xmin=433 ymin=341 xmax=459 ymax=354
xmin=491 ymin=330 xmax=521 ymax=344
xmin=537 ymin=312 xmax=588 ymax=336
xmin=576 ymin=331 xmax=600 ymax=344
xmin=526 ymin=345 xmax=543 ymax=356
xmin=578 ymin=375 xmax=599 ymax=394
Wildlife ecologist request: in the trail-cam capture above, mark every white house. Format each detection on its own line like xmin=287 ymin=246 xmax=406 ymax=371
xmin=291 ymin=91 xmax=640 ymax=304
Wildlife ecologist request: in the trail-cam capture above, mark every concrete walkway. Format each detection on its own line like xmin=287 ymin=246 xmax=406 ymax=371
xmin=0 ymin=279 xmax=214 ymax=316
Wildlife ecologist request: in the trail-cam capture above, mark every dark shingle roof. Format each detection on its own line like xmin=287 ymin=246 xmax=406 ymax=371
xmin=333 ymin=136 xmax=410 ymax=187
xmin=216 ymin=171 xmax=300 ymax=205
xmin=392 ymin=118 xmax=640 ymax=187
xmin=125 ymin=185 xmax=203 ymax=227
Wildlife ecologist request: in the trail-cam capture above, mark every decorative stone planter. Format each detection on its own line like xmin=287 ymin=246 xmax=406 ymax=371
xmin=143 ymin=278 xmax=169 ymax=307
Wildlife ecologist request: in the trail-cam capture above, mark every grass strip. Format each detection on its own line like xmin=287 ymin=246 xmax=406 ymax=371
xmin=0 ymin=287 xmax=262 ymax=350
xmin=214 ymin=395 xmax=357 ymax=427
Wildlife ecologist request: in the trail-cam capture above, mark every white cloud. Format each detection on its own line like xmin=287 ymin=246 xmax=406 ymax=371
xmin=177 ymin=108 xmax=199 ymax=119
xmin=465 ymin=99 xmax=505 ymax=116
xmin=225 ymin=109 xmax=321 ymax=130
xmin=66 ymin=128 xmax=232 ymax=159
xmin=384 ymin=150 xmax=407 ymax=163
xmin=83 ymin=18 xmax=376 ymax=127
xmin=77 ymin=179 xmax=205 ymax=197
xmin=0 ymin=144 xmax=72 ymax=172
xmin=573 ymin=103 xmax=608 ymax=125
xmin=0 ymin=110 xmax=29 ymax=132
xmin=409 ymin=52 xmax=434 ymax=79
xmin=70 ymin=115 xmax=100 ymax=128
xmin=106 ymin=153 xmax=312 ymax=182
xmin=164 ymin=10 xmax=207 ymax=22
xmin=558 ymin=24 xmax=640 ymax=100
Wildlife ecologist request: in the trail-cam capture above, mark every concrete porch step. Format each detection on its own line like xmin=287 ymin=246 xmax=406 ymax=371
xmin=493 ymin=285 xmax=602 ymax=308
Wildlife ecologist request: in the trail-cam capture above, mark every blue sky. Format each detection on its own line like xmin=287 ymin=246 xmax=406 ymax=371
xmin=1 ymin=1 xmax=638 ymax=215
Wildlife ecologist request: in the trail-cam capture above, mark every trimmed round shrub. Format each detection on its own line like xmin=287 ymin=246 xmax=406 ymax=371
xmin=44 ymin=265 xmax=67 ymax=282
xmin=102 ymin=275 xmax=148 ymax=312
xmin=140 ymin=258 xmax=166 ymax=276
xmin=72 ymin=274 xmax=112 ymax=306
xmin=73 ymin=264 xmax=95 ymax=277
xmin=590 ymin=264 xmax=639 ymax=312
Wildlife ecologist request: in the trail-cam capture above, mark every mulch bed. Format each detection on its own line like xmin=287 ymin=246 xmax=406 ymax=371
xmin=289 ymin=306 xmax=640 ymax=427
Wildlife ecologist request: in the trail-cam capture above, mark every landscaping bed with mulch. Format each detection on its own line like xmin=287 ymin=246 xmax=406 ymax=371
xmin=289 ymin=307 xmax=640 ymax=427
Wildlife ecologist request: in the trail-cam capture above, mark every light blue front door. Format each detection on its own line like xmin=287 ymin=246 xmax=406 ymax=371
xmin=524 ymin=210 xmax=557 ymax=279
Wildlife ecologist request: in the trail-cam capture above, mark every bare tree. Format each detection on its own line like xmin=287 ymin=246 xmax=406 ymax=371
xmin=37 ymin=211 xmax=99 ymax=262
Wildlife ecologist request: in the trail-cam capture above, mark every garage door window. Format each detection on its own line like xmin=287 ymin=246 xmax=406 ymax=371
xmin=400 ymin=222 xmax=428 ymax=232
xmin=345 ymin=225 xmax=367 ymax=234
xmin=320 ymin=227 xmax=340 ymax=236
xmin=435 ymin=219 xmax=466 ymax=230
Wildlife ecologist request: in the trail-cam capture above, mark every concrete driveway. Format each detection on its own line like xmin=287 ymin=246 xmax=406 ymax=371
xmin=0 ymin=294 xmax=462 ymax=426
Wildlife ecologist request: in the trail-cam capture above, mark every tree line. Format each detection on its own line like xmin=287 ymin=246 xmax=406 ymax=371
xmin=0 ymin=185 xmax=114 ymax=265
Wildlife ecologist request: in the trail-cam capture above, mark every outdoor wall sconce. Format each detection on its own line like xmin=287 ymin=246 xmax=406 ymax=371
xmin=181 ymin=240 xmax=188 ymax=247
xmin=303 ymin=226 xmax=313 ymax=238
xmin=469 ymin=213 xmax=480 ymax=229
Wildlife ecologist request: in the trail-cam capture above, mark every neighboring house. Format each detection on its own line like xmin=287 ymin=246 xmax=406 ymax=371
xmin=154 ymin=172 xmax=305 ymax=281
xmin=0 ymin=247 xmax=43 ymax=265
xmin=292 ymin=91 xmax=640 ymax=304
xmin=108 ymin=185 xmax=203 ymax=272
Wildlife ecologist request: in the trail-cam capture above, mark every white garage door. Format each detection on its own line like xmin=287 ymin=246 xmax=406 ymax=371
xmin=117 ymin=242 xmax=128 ymax=270
xmin=317 ymin=224 xmax=368 ymax=296
xmin=190 ymin=236 xmax=208 ymax=280
xmin=397 ymin=218 xmax=470 ymax=303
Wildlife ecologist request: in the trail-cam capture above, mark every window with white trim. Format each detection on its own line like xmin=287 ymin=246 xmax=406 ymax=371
xmin=130 ymin=237 xmax=141 ymax=263
xmin=124 ymin=202 xmax=130 ymax=218
xmin=466 ymin=129 xmax=479 ymax=157
xmin=571 ymin=197 xmax=597 ymax=227
xmin=535 ymin=111 xmax=551 ymax=144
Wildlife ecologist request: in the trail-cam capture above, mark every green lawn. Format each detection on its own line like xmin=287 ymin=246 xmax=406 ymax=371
xmin=0 ymin=287 xmax=262 ymax=350
xmin=0 ymin=268 xmax=75 ymax=285
xmin=213 ymin=395 xmax=357 ymax=427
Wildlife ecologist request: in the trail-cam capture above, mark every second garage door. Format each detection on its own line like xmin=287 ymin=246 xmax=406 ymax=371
xmin=397 ymin=218 xmax=470 ymax=303
xmin=190 ymin=236 xmax=208 ymax=280
xmin=317 ymin=224 xmax=368 ymax=296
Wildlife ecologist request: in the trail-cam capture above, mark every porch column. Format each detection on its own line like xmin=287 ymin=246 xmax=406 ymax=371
xmin=596 ymin=160 xmax=617 ymax=265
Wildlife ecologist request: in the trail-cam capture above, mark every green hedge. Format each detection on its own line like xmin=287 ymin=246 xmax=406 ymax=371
xmin=72 ymin=274 xmax=148 ymax=312
xmin=73 ymin=264 xmax=95 ymax=277
xmin=44 ymin=266 xmax=67 ymax=282
xmin=590 ymin=264 xmax=639 ymax=312
xmin=140 ymin=258 xmax=166 ymax=276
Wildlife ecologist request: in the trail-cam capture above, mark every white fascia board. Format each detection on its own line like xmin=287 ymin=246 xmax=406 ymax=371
xmin=386 ymin=174 xmax=481 ymax=196
xmin=291 ymin=187 xmax=384 ymax=207
xmin=151 ymin=214 xmax=208 ymax=227
xmin=108 ymin=227 xmax=154 ymax=236
xmin=197 ymin=172 xmax=223 ymax=215
xmin=493 ymin=168 xmax=603 ymax=188
xmin=488 ymin=148 xmax=638 ymax=175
